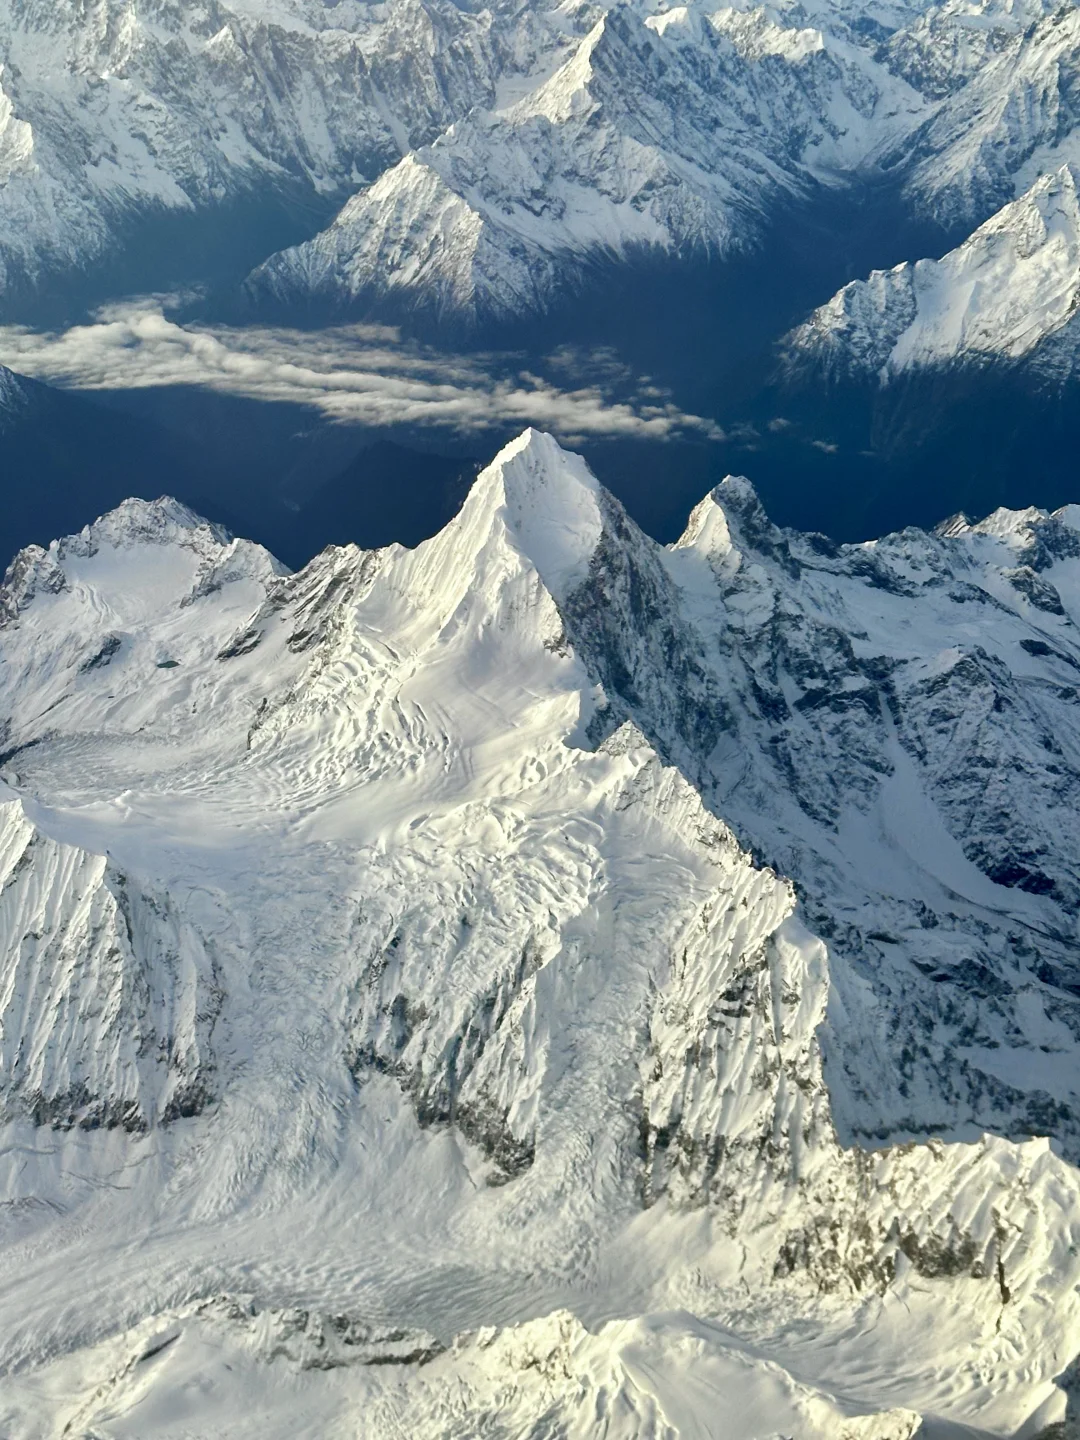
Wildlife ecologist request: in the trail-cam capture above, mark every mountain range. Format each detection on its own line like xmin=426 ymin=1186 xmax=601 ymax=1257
xmin=0 ymin=0 xmax=1078 ymax=326
xmin=4 ymin=0 xmax=1080 ymax=1432
xmin=243 ymin=0 xmax=1080 ymax=327
xmin=243 ymin=0 xmax=927 ymax=324
xmin=6 ymin=0 xmax=1080 ymax=561
xmin=1 ymin=430 xmax=1078 ymax=1435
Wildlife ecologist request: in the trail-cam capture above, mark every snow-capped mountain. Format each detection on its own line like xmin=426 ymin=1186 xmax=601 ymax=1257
xmin=891 ymin=2 xmax=1080 ymax=229
xmin=782 ymin=162 xmax=1080 ymax=382
xmin=245 ymin=2 xmax=929 ymax=324
xmin=1 ymin=431 xmax=1078 ymax=1435
xmin=0 ymin=0 xmax=549 ymax=304
xmin=5 ymin=0 xmax=1080 ymax=325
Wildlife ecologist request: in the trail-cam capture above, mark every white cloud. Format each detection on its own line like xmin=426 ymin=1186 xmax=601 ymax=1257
xmin=0 ymin=299 xmax=724 ymax=443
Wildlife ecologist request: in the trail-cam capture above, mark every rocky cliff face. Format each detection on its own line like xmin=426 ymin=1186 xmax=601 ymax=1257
xmin=0 ymin=430 xmax=1077 ymax=1436
xmin=884 ymin=0 xmax=1059 ymax=100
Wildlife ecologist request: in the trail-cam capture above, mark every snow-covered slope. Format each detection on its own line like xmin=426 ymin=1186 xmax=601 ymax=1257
xmin=892 ymin=2 xmax=1080 ymax=229
xmin=0 ymin=786 xmax=221 ymax=1131
xmin=0 ymin=0 xmax=550 ymax=304
xmin=1 ymin=431 xmax=1079 ymax=1436
xmin=246 ymin=3 xmax=927 ymax=323
xmin=782 ymin=163 xmax=1080 ymax=382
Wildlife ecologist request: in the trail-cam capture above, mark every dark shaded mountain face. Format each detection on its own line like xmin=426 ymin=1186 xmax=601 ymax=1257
xmin=752 ymin=363 xmax=1080 ymax=542
xmin=0 ymin=370 xmax=217 ymax=560
xmin=0 ymin=373 xmax=484 ymax=568
xmin=282 ymin=441 xmax=480 ymax=566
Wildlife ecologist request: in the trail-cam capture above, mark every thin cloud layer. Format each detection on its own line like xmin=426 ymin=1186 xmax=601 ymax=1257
xmin=0 ymin=300 xmax=724 ymax=443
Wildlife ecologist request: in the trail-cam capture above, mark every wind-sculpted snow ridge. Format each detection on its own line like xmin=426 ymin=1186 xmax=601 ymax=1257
xmin=782 ymin=163 xmax=1080 ymax=383
xmin=246 ymin=3 xmax=928 ymax=324
xmin=1 ymin=431 xmax=1079 ymax=1436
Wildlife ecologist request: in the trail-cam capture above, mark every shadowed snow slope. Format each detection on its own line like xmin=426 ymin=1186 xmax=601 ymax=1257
xmin=1 ymin=430 xmax=1079 ymax=1437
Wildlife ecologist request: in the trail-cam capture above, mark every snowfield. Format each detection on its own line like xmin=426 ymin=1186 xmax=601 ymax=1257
xmin=0 ymin=430 xmax=1078 ymax=1437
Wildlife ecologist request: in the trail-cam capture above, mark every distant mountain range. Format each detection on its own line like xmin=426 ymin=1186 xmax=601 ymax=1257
xmin=243 ymin=1 xmax=926 ymax=324
xmin=0 ymin=0 xmax=1078 ymax=327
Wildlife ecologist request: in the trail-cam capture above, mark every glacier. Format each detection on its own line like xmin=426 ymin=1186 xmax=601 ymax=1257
xmin=0 ymin=430 xmax=1078 ymax=1436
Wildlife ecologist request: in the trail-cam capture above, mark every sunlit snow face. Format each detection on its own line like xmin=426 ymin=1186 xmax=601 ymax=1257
xmin=0 ymin=297 xmax=724 ymax=445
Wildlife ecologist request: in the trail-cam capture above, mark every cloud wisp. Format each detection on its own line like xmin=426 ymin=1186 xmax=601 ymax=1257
xmin=0 ymin=299 xmax=724 ymax=444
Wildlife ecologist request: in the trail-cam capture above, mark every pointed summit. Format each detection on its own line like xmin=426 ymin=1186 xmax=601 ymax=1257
xmin=785 ymin=163 xmax=1080 ymax=382
xmin=404 ymin=429 xmax=607 ymax=621
xmin=674 ymin=474 xmax=784 ymax=568
xmin=484 ymin=429 xmax=603 ymax=601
